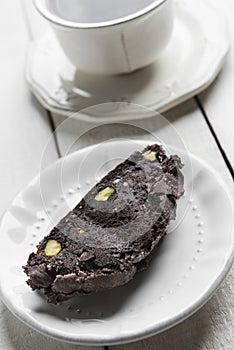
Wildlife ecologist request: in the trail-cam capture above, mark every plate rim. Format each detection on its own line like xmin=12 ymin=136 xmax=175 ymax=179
xmin=0 ymin=142 xmax=233 ymax=345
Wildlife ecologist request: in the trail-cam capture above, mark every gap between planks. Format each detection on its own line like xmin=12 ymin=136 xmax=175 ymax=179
xmin=195 ymin=96 xmax=234 ymax=180
xmin=47 ymin=110 xmax=62 ymax=158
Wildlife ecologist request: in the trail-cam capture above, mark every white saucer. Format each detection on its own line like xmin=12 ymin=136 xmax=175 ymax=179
xmin=26 ymin=0 xmax=229 ymax=120
xmin=0 ymin=140 xmax=233 ymax=345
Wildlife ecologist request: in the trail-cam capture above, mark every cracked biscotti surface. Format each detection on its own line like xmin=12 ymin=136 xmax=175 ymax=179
xmin=23 ymin=144 xmax=184 ymax=303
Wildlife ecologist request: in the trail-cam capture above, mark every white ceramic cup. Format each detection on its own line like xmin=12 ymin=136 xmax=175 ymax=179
xmin=34 ymin=0 xmax=174 ymax=75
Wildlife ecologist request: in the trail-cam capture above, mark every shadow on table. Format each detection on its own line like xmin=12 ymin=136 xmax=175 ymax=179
xmin=40 ymin=98 xmax=198 ymax=159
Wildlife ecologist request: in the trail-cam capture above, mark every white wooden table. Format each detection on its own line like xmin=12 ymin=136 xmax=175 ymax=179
xmin=0 ymin=1 xmax=233 ymax=349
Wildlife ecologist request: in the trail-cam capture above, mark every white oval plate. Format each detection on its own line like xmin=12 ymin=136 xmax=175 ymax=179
xmin=26 ymin=0 xmax=229 ymax=120
xmin=0 ymin=140 xmax=233 ymax=346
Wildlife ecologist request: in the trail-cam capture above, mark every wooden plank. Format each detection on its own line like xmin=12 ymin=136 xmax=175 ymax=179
xmin=0 ymin=2 xmax=58 ymax=218
xmin=198 ymin=0 xmax=234 ymax=167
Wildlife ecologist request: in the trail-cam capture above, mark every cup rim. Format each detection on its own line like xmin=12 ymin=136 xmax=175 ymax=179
xmin=34 ymin=0 xmax=168 ymax=29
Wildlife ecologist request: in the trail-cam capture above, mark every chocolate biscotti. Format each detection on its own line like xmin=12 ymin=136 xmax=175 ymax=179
xmin=23 ymin=144 xmax=184 ymax=303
